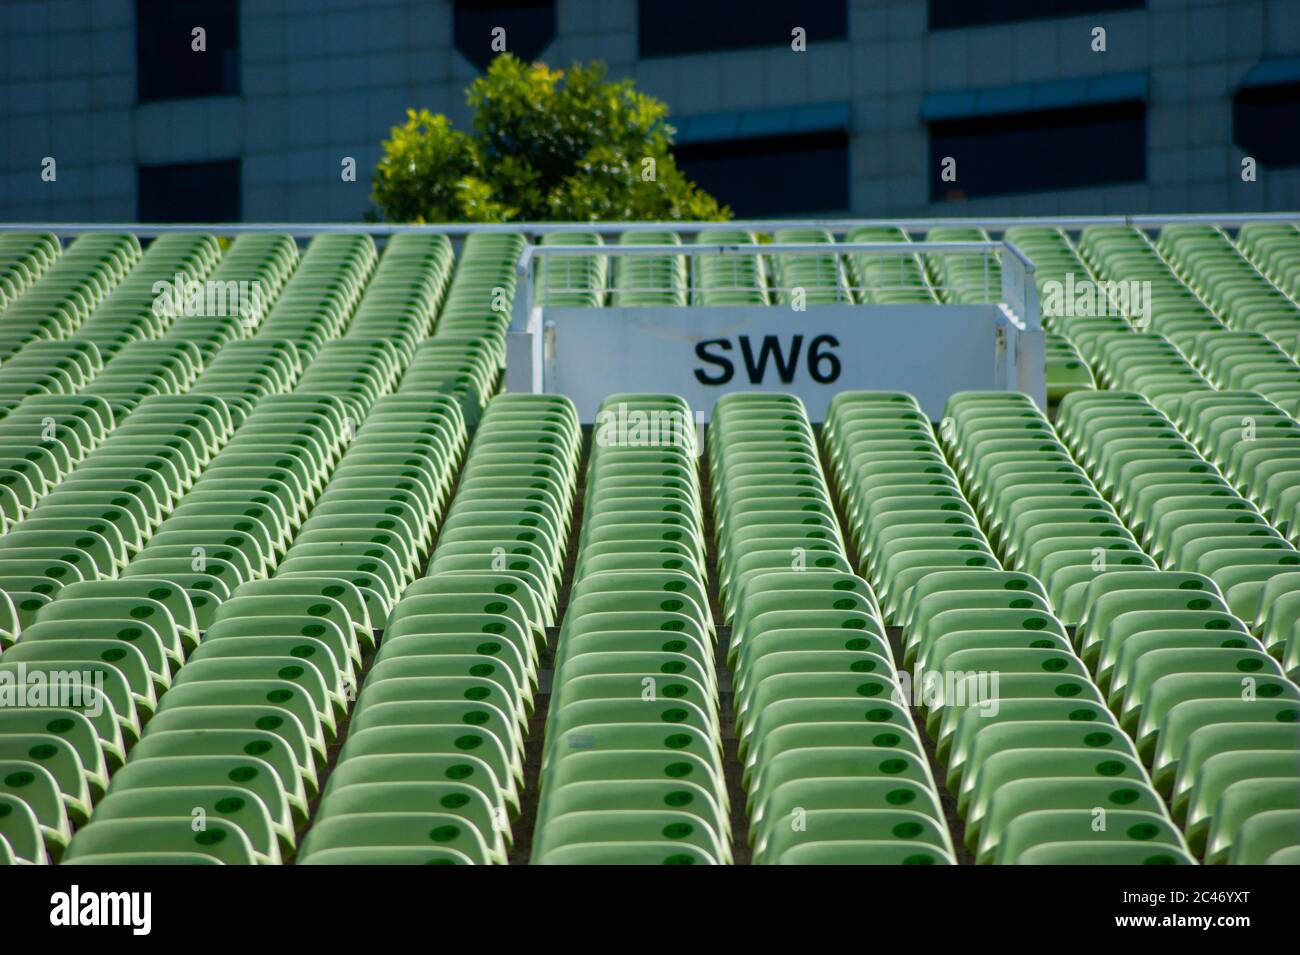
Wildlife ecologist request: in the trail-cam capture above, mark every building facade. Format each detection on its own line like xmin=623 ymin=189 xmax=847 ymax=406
xmin=1 ymin=0 xmax=1297 ymax=222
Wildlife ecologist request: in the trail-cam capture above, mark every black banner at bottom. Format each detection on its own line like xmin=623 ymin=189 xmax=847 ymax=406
xmin=0 ymin=863 xmax=1280 ymax=943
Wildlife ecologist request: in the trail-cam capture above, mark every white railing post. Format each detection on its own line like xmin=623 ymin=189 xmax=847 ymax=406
xmin=1000 ymin=240 xmax=1046 ymax=408
xmin=506 ymin=244 xmax=543 ymax=394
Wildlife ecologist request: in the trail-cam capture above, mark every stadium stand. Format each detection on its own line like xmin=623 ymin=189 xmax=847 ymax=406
xmin=0 ymin=218 xmax=1297 ymax=865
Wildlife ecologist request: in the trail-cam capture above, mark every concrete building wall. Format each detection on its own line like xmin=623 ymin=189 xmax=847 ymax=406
xmin=1 ymin=0 xmax=1296 ymax=222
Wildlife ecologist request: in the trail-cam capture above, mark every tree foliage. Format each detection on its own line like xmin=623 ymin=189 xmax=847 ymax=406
xmin=372 ymin=55 xmax=729 ymax=222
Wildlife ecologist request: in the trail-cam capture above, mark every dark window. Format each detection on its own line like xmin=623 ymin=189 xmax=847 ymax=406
xmin=639 ymin=0 xmax=847 ymax=58
xmin=137 ymin=0 xmax=239 ymax=101
xmin=1234 ymin=82 xmax=1300 ymax=168
xmin=675 ymin=131 xmax=850 ymax=216
xmin=138 ymin=160 xmax=241 ymax=222
xmin=453 ymin=0 xmax=556 ymax=71
xmin=928 ymin=103 xmax=1145 ymax=201
xmin=929 ymin=0 xmax=1143 ymax=30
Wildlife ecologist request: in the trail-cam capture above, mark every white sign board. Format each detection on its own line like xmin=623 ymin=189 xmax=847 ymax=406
xmin=521 ymin=303 xmax=1039 ymax=422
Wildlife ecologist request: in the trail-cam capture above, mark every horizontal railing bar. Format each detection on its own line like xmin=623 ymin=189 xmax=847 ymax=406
xmin=517 ymin=240 xmax=1020 ymax=277
xmin=1 ymin=211 xmax=1298 ymax=239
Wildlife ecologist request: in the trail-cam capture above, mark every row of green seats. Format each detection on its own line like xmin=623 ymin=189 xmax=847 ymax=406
xmin=0 ymin=235 xmax=277 ymax=417
xmin=274 ymin=385 xmax=465 ymax=627
xmin=396 ymin=337 xmax=498 ymax=427
xmin=54 ymin=238 xmax=466 ymax=863
xmin=1175 ymin=331 xmax=1300 ymax=416
xmin=0 ymin=234 xmax=140 ymax=364
xmin=770 ymin=229 xmax=852 ymax=306
xmin=935 ymin=391 xmax=1194 ymax=864
xmin=1059 ymin=390 xmax=1300 ymax=622
xmin=716 ymin=392 xmax=954 ymax=864
xmin=296 ymin=337 xmax=402 ymax=411
xmin=0 ymin=236 xmax=307 ymax=678
xmin=1167 ymin=384 xmax=1300 ymax=539
xmin=0 ymin=235 xmax=367 ymax=863
xmin=612 ymin=231 xmax=687 ymax=307
xmin=845 ymin=226 xmax=938 ymax=305
xmin=1 ymin=286 xmax=331 ymax=651
xmin=425 ymin=232 xmax=523 ymax=418
xmin=1158 ymin=224 xmax=1300 ymax=340
xmin=537 ymin=232 xmax=606 ymax=308
xmin=114 ymin=233 xmax=392 ymax=630
xmin=1142 ymin=387 xmax=1300 ymax=671
xmin=72 ymin=248 xmax=224 ymax=407
xmin=178 ymin=235 xmax=374 ymax=414
xmin=291 ymin=396 xmax=483 ymax=864
xmin=1078 ymin=225 xmax=1223 ymax=336
xmin=1055 ymin=389 xmax=1300 ymax=861
xmin=949 ymin=391 xmax=1150 ymax=625
xmin=252 ymin=234 xmax=376 ymax=364
xmin=0 ymin=341 xmax=104 ymax=414
xmin=0 ymin=394 xmax=118 ymax=540
xmin=1001 ymin=226 xmax=1098 ymax=400
xmin=0 ymin=233 xmax=436 ymax=639
xmin=76 ymin=235 xmax=221 ymax=360
xmin=305 ymin=395 xmax=577 ymax=863
xmin=824 ymin=391 xmax=1001 ymax=628
xmin=153 ymin=234 xmax=299 ymax=376
xmin=1235 ymin=222 xmax=1300 ymax=317
xmin=436 ymin=231 xmax=526 ymax=366
xmin=427 ymin=393 xmax=575 ymax=627
xmin=0 ymin=232 xmax=60 ymax=311
xmin=77 ymin=337 xmax=205 ymax=412
xmin=693 ymin=230 xmax=769 ymax=306
xmin=0 ymin=576 xmax=201 ymax=862
xmin=0 ymin=394 xmax=237 ymax=635
xmin=0 ymin=245 xmax=313 ymax=575
xmin=300 ymin=233 xmax=464 ymax=615
xmin=349 ymin=234 xmax=454 ymax=356
xmin=122 ymin=389 xmax=354 ymax=620
xmin=533 ymin=393 xmax=723 ymax=864
xmin=0 ymin=341 xmax=282 ymax=860
xmin=1072 ymin=566 xmax=1299 ymax=862
xmin=924 ymin=226 xmax=998 ymax=305
xmin=59 ymin=570 xmax=374 ymax=864
xmin=0 ymin=390 xmax=115 ymax=539
xmin=1073 ymin=331 xmax=1208 ymax=411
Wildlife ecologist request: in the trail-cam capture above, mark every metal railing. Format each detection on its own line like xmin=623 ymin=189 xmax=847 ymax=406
xmin=512 ymin=239 xmax=1040 ymax=329
xmin=1 ymin=211 xmax=1297 ymax=240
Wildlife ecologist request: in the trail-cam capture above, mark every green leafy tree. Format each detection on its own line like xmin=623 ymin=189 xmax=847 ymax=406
xmin=371 ymin=55 xmax=729 ymax=223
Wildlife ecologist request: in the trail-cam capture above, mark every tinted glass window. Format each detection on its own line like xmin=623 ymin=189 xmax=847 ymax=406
xmin=675 ymin=131 xmax=850 ymax=216
xmin=640 ymin=0 xmax=847 ymax=58
xmin=454 ymin=0 xmax=556 ymax=70
xmin=138 ymin=160 xmax=241 ymax=222
xmin=928 ymin=103 xmax=1146 ymax=200
xmin=137 ymin=0 xmax=239 ymax=101
xmin=929 ymin=0 xmax=1144 ymax=30
xmin=1234 ymin=83 xmax=1300 ymax=169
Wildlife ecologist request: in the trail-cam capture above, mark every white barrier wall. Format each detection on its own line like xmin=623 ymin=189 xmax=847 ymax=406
xmin=506 ymin=236 xmax=1046 ymax=423
xmin=509 ymin=302 xmax=1045 ymax=422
